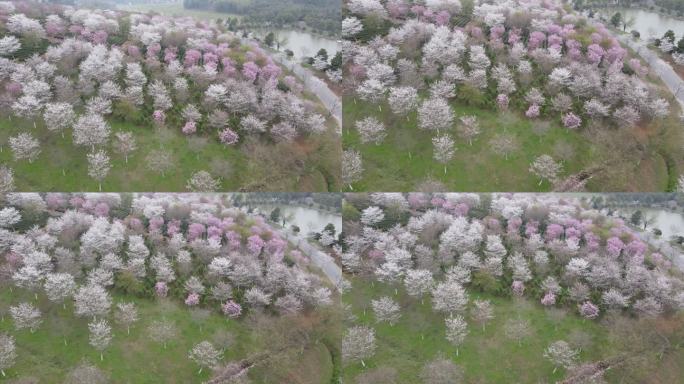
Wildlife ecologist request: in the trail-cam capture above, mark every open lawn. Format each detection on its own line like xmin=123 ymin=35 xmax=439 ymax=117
xmin=0 ymin=115 xmax=339 ymax=192
xmin=342 ymin=277 xmax=684 ymax=383
xmin=343 ymin=96 xmax=681 ymax=192
xmin=0 ymin=288 xmax=337 ymax=383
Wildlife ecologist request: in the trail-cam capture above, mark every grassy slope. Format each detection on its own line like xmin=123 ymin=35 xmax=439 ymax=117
xmin=0 ymin=289 xmax=335 ymax=383
xmin=342 ymin=277 xmax=610 ymax=383
xmin=0 ymin=118 xmax=247 ymax=192
xmin=344 ymin=99 xmax=600 ymax=192
xmin=0 ymin=111 xmax=340 ymax=192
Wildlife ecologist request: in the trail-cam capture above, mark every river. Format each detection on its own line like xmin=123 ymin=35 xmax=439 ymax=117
xmin=610 ymin=207 xmax=684 ymax=271
xmin=598 ymin=8 xmax=684 ymax=39
xmin=614 ymin=207 xmax=684 ymax=240
xmin=251 ymin=203 xmax=341 ymax=236
xmin=250 ymin=29 xmax=339 ymax=60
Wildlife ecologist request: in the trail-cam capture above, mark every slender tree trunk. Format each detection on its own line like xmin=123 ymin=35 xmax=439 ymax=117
xmin=100 ymin=352 xmax=103 ymax=361
xmin=99 ymin=183 xmax=102 ymax=191
xmin=444 ymin=165 xmax=447 ymax=174
xmin=125 ymin=155 xmax=128 ymax=164
xmin=538 ymin=179 xmax=543 ymax=186
xmin=361 ymin=360 xmax=365 ymax=368
xmin=198 ymin=367 xmax=203 ymax=375
xmin=34 ymin=293 xmax=38 ymax=301
xmin=553 ymin=367 xmax=557 ymax=374
xmin=62 ymin=169 xmax=65 ymax=176
xmin=1 ymin=369 xmax=5 ymax=377
xmin=61 ymin=131 xmax=65 ymax=139
xmin=64 ymin=337 xmax=67 ymax=345
xmin=456 ymin=348 xmax=459 ymax=356
xmin=127 ymin=326 xmax=130 ymax=335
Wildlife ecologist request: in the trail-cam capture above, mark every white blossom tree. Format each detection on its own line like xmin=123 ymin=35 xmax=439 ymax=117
xmin=432 ymin=134 xmax=455 ymax=174
xmin=371 ymin=296 xmax=401 ymax=325
xmin=114 ymin=302 xmax=139 ymax=335
xmin=88 ymin=319 xmax=112 ymax=361
xmin=0 ymin=334 xmax=16 ymax=377
xmin=445 ymin=315 xmax=468 ymax=356
xmin=529 ymin=155 xmax=562 ymax=186
xmin=342 ymin=326 xmax=376 ymax=367
xmin=9 ymin=133 xmax=41 ymax=163
xmin=188 ymin=341 xmax=221 ymax=374
xmin=543 ymin=340 xmax=578 ymax=373
xmin=87 ymin=150 xmax=111 ymax=191
xmin=10 ymin=302 xmax=42 ymax=332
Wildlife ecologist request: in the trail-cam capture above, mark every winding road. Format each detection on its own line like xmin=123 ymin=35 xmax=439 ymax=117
xmin=241 ymin=36 xmax=342 ymax=129
xmin=617 ymin=34 xmax=684 ymax=110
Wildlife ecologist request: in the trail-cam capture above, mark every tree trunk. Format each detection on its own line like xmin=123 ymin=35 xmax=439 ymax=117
xmin=198 ymin=367 xmax=203 ymax=375
xmin=125 ymin=155 xmax=128 ymax=164
xmin=64 ymin=337 xmax=67 ymax=346
xmin=101 ymin=353 xmax=103 ymax=361
xmin=444 ymin=166 xmax=447 ymax=174
xmin=538 ymin=179 xmax=543 ymax=186
xmin=127 ymin=326 xmax=130 ymax=335
xmin=1 ymin=369 xmax=5 ymax=377
xmin=456 ymin=348 xmax=459 ymax=356
xmin=361 ymin=360 xmax=365 ymax=368
xmin=62 ymin=169 xmax=65 ymax=176
xmin=99 ymin=183 xmax=102 ymax=191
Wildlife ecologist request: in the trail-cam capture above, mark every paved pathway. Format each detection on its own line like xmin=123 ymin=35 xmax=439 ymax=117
xmin=617 ymin=34 xmax=684 ymax=110
xmin=279 ymin=229 xmax=343 ymax=286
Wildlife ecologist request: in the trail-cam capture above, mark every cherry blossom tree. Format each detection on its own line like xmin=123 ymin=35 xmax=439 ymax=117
xmin=342 ymin=326 xmax=376 ymax=367
xmin=529 ymin=155 xmax=562 ymax=186
xmin=0 ymin=333 xmax=16 ymax=377
xmin=148 ymin=320 xmax=178 ymax=350
xmin=342 ymin=149 xmax=364 ymax=190
xmin=88 ymin=319 xmax=112 ymax=361
xmin=432 ymin=134 xmax=455 ymax=174
xmin=471 ymin=299 xmax=494 ymax=331
xmin=543 ymin=340 xmax=578 ymax=373
xmin=73 ymin=113 xmax=111 ymax=151
xmin=371 ymin=296 xmax=401 ymax=325
xmin=418 ymin=97 xmax=453 ymax=133
xmin=114 ymin=302 xmax=139 ymax=335
xmin=44 ymin=272 xmax=76 ymax=309
xmin=404 ymin=269 xmax=434 ymax=304
xmin=355 ymin=116 xmax=386 ymax=145
xmin=388 ymin=86 xmax=418 ymax=118
xmin=10 ymin=302 xmax=42 ymax=333
xmin=188 ymin=341 xmax=221 ymax=374
xmin=445 ymin=315 xmax=468 ymax=356
xmin=74 ymin=284 xmax=112 ymax=320
xmin=504 ymin=318 xmax=532 ymax=346
xmin=458 ymin=115 xmax=480 ymax=146
xmin=9 ymin=133 xmax=41 ymax=163
xmin=114 ymin=131 xmax=137 ymax=163
xmin=489 ymin=133 xmax=519 ymax=160
xmin=43 ymin=102 xmax=75 ymax=138
xmin=186 ymin=171 xmax=220 ymax=192
xmin=145 ymin=150 xmax=174 ymax=178
xmin=87 ymin=150 xmax=111 ymax=191
xmin=432 ymin=280 xmax=468 ymax=316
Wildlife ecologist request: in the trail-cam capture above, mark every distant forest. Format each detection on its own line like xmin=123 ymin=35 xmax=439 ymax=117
xmin=183 ymin=0 xmax=340 ymax=35
xmin=577 ymin=0 xmax=684 ymax=15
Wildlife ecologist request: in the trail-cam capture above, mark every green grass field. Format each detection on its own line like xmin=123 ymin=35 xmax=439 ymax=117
xmin=342 ymin=277 xmax=684 ymax=383
xmin=0 ymin=115 xmax=339 ymax=192
xmin=343 ymin=97 xmax=681 ymax=192
xmin=0 ymin=288 xmax=336 ymax=383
